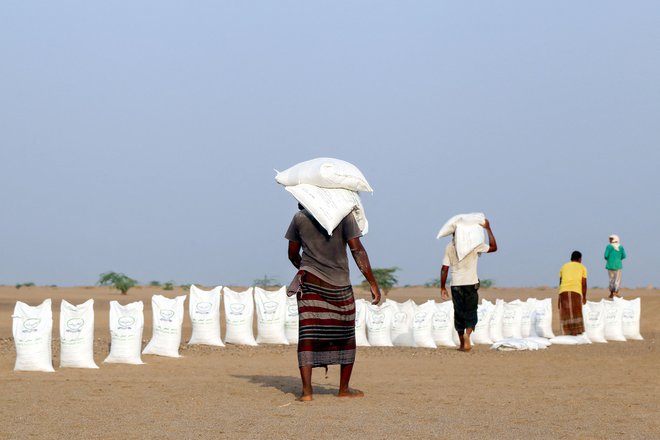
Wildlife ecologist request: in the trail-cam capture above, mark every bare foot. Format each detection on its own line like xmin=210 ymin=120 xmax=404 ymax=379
xmin=296 ymin=394 xmax=313 ymax=402
xmin=337 ymin=388 xmax=364 ymax=398
xmin=457 ymin=346 xmax=472 ymax=352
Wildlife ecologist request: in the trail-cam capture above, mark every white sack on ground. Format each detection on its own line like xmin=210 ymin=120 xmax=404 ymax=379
xmin=603 ymin=300 xmax=626 ymax=341
xmin=412 ymin=300 xmax=437 ymax=348
xmin=143 ymin=295 xmax=186 ymax=358
xmin=188 ymin=285 xmax=224 ymax=347
xmin=549 ymin=334 xmax=592 ymax=345
xmin=615 ymin=297 xmax=643 ymax=340
xmin=489 ymin=299 xmax=505 ymax=342
xmin=432 ymin=301 xmax=457 ymax=347
xmin=12 ymin=299 xmax=54 ymax=372
xmin=104 ymin=301 xmax=144 ymax=365
xmin=366 ymin=303 xmax=394 ymax=347
xmin=285 ymin=184 xmax=368 ymax=235
xmin=531 ymin=298 xmax=555 ymax=338
xmin=255 ymin=286 xmax=289 ymax=345
xmin=520 ymin=299 xmax=538 ymax=338
xmin=502 ymin=300 xmax=524 ymax=339
xmin=275 ymin=157 xmax=373 ymax=193
xmin=223 ymin=287 xmax=257 ymax=346
xmin=355 ymin=299 xmax=370 ymax=347
xmin=471 ymin=300 xmax=494 ymax=345
xmin=490 ymin=338 xmax=548 ymax=351
xmin=526 ymin=336 xmax=552 ymax=347
xmin=388 ymin=299 xmax=416 ymax=347
xmin=60 ymin=299 xmax=98 ymax=369
xmin=285 ymin=295 xmax=299 ymax=344
xmin=582 ymin=300 xmax=608 ymax=343
xmin=437 ymin=213 xmax=486 ymax=261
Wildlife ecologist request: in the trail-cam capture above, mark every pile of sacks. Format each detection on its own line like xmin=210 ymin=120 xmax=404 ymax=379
xmin=12 ymin=285 xmax=298 ymax=372
xmin=276 ymin=157 xmax=371 ymax=235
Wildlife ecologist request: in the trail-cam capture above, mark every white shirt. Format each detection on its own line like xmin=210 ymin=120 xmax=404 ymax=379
xmin=442 ymin=242 xmax=490 ymax=287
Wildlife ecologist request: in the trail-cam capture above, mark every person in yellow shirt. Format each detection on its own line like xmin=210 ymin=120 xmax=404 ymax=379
xmin=558 ymin=251 xmax=588 ymax=335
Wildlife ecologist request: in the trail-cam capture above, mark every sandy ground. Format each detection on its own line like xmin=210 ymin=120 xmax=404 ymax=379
xmin=0 ymin=285 xmax=658 ymax=440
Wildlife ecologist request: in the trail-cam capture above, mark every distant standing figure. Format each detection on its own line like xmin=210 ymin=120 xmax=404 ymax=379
xmin=440 ymin=218 xmax=497 ymax=352
xmin=558 ymin=251 xmax=587 ymax=336
xmin=604 ymin=235 xmax=626 ymax=298
xmin=286 ymin=204 xmax=381 ymax=401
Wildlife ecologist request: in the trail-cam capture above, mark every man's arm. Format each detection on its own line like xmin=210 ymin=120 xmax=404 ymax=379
xmin=604 ymin=246 xmax=610 ymax=260
xmin=288 ymin=241 xmax=301 ymax=269
xmin=582 ymin=277 xmax=588 ymax=304
xmin=482 ymin=218 xmax=497 ymax=253
xmin=558 ymin=276 xmax=562 ymax=309
xmin=348 ymin=237 xmax=381 ymax=305
xmin=440 ymin=266 xmax=450 ymax=300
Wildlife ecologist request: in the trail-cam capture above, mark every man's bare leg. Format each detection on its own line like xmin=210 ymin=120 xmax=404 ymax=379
xmin=337 ymin=363 xmax=364 ymax=398
xmin=463 ymin=328 xmax=473 ymax=351
xmin=297 ymin=366 xmax=313 ymax=401
xmin=457 ymin=330 xmax=465 ymax=350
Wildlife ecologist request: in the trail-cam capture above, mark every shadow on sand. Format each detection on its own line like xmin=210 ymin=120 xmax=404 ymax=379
xmin=232 ymin=374 xmax=339 ymax=397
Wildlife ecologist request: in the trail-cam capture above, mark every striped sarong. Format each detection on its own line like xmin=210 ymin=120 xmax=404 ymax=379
xmin=559 ymin=291 xmax=585 ymax=336
xmin=297 ymin=278 xmax=356 ymax=368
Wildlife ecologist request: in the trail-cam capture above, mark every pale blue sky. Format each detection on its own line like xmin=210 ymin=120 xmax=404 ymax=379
xmin=1 ymin=2 xmax=659 ymax=288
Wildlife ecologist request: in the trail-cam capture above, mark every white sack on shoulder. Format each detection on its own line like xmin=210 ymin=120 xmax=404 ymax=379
xmin=388 ymin=299 xmax=416 ymax=347
xmin=13 ymin=299 xmax=54 ymax=372
xmin=437 ymin=213 xmax=486 ymax=261
xmin=412 ymin=300 xmax=437 ymax=349
xmin=143 ymin=295 xmax=186 ymax=358
xmin=105 ymin=301 xmax=144 ymax=365
xmin=582 ymin=300 xmax=607 ymax=343
xmin=603 ymin=300 xmax=626 ymax=341
xmin=255 ymin=286 xmax=289 ymax=345
xmin=275 ymin=157 xmax=373 ymax=193
xmin=285 ymin=295 xmax=299 ymax=344
xmin=188 ymin=285 xmax=224 ymax=347
xmin=432 ymin=301 xmax=457 ymax=347
xmin=366 ymin=303 xmax=394 ymax=347
xmin=355 ymin=299 xmax=370 ymax=347
xmin=285 ymin=184 xmax=368 ymax=235
xmin=223 ymin=287 xmax=257 ymax=346
xmin=60 ymin=299 xmax=98 ymax=369
xmin=615 ymin=297 xmax=643 ymax=340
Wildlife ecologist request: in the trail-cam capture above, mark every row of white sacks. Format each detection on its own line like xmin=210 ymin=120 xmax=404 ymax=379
xmin=13 ymin=285 xmax=298 ymax=372
xmin=358 ymin=296 xmax=643 ymax=349
xmin=12 ymin=286 xmax=643 ymax=372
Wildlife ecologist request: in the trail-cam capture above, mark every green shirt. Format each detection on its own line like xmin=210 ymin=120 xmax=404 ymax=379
xmin=604 ymin=244 xmax=626 ymax=270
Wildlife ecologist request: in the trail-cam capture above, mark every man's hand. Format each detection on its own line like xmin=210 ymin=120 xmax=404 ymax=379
xmin=482 ymin=218 xmax=491 ymax=230
xmin=370 ymin=283 xmax=382 ymax=305
xmin=582 ymin=295 xmax=587 ymax=305
xmin=441 ymin=287 xmax=449 ymax=300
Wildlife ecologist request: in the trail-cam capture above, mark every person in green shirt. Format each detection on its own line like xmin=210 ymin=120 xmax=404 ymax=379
xmin=604 ymin=234 xmax=627 ymax=298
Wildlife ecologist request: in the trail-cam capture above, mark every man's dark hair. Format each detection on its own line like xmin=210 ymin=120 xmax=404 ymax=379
xmin=571 ymin=251 xmax=582 ymax=261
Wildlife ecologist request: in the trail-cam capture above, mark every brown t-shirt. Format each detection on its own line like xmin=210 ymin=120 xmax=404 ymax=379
xmin=285 ymin=209 xmax=362 ymax=286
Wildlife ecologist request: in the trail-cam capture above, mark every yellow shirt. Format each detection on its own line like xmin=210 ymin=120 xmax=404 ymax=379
xmin=559 ymin=262 xmax=587 ymax=295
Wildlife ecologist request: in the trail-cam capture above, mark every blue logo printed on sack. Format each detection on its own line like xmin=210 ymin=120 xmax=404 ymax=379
xmin=118 ymin=316 xmax=135 ymax=330
xmin=160 ymin=309 xmax=175 ymax=322
xmin=22 ymin=318 xmax=41 ymax=333
xmin=196 ymin=302 xmax=212 ymax=315
xmin=66 ymin=318 xmax=84 ymax=333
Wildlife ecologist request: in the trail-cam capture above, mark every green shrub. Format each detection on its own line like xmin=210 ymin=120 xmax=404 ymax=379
xmin=98 ymin=272 xmax=138 ymax=295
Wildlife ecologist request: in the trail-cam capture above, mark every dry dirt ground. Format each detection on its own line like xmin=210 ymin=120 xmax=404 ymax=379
xmin=0 ymin=285 xmax=658 ymax=440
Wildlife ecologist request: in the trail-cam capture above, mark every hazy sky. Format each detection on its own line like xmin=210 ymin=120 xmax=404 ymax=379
xmin=2 ymin=2 xmax=659 ymax=289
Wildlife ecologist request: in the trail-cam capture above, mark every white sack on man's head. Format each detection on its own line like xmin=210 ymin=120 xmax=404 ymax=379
xmin=437 ymin=213 xmax=486 ymax=261
xmin=436 ymin=213 xmax=485 ymax=239
xmin=285 ymin=184 xmax=368 ymax=235
xmin=275 ymin=157 xmax=373 ymax=193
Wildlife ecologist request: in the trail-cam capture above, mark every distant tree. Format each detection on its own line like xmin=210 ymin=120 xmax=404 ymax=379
xmin=253 ymin=274 xmax=280 ymax=288
xmin=98 ymin=272 xmax=138 ymax=295
xmin=362 ymin=267 xmax=399 ymax=295
xmin=480 ymin=279 xmax=495 ymax=288
xmin=163 ymin=281 xmax=174 ymax=291
xmin=148 ymin=281 xmax=161 ymax=286
xmin=15 ymin=282 xmax=35 ymax=289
